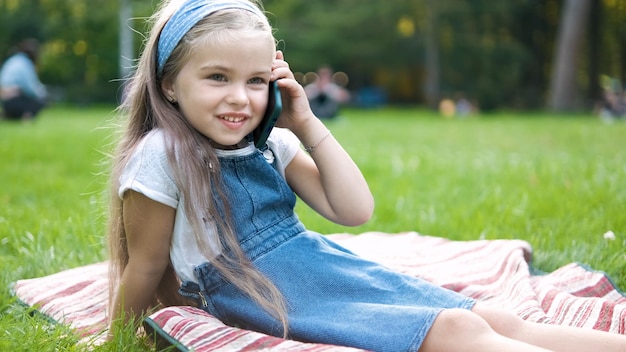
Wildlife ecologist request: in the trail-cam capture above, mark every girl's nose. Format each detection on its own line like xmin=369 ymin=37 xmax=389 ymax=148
xmin=225 ymin=84 xmax=249 ymax=106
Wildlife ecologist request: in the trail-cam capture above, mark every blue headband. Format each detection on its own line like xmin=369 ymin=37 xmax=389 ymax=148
xmin=157 ymin=0 xmax=265 ymax=76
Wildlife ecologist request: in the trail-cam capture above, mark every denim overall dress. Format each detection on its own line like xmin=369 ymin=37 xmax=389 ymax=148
xmin=179 ymin=147 xmax=475 ymax=352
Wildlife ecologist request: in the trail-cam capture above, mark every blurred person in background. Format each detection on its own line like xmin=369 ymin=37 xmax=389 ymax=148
xmin=0 ymin=38 xmax=48 ymax=121
xmin=304 ymin=66 xmax=350 ymax=119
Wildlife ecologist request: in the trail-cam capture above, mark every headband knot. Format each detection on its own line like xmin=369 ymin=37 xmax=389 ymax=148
xmin=157 ymin=0 xmax=265 ymax=76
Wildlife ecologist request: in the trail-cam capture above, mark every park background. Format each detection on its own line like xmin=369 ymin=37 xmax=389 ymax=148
xmin=1 ymin=0 xmax=626 ymax=350
xmin=1 ymin=0 xmax=625 ymax=112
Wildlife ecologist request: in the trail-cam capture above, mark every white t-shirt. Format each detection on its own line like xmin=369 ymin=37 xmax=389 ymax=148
xmin=118 ymin=128 xmax=301 ymax=283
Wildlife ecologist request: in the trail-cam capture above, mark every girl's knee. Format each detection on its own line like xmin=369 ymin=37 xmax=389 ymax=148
xmin=437 ymin=308 xmax=493 ymax=335
xmin=420 ymin=309 xmax=495 ymax=351
xmin=471 ymin=303 xmax=526 ymax=338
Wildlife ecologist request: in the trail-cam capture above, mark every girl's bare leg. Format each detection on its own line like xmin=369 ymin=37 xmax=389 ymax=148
xmin=472 ymin=303 xmax=626 ymax=352
xmin=419 ymin=308 xmax=550 ymax=352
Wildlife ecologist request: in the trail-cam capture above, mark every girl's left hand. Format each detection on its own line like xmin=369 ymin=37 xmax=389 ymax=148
xmin=270 ymin=51 xmax=316 ymax=132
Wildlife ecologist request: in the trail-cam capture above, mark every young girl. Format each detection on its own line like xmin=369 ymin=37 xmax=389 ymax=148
xmin=107 ymin=0 xmax=626 ymax=351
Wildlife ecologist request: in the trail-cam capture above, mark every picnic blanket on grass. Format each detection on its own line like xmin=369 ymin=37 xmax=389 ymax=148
xmin=11 ymin=232 xmax=626 ymax=351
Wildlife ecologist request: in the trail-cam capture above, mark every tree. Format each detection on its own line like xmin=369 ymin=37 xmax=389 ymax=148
xmin=119 ymin=0 xmax=134 ymax=81
xmin=548 ymin=0 xmax=591 ymax=112
xmin=423 ymin=0 xmax=440 ymax=109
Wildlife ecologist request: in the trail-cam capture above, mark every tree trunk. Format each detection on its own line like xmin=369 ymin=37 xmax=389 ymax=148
xmin=423 ymin=0 xmax=440 ymax=109
xmin=119 ymin=0 xmax=134 ymax=79
xmin=548 ymin=0 xmax=591 ymax=112
xmin=587 ymin=0 xmax=601 ymax=108
xmin=118 ymin=0 xmax=134 ymax=102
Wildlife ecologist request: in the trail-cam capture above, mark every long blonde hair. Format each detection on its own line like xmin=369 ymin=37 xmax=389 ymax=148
xmin=107 ymin=0 xmax=288 ymax=336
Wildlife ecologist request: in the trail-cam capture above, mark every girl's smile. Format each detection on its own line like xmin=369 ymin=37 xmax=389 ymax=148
xmin=217 ymin=112 xmax=249 ymax=129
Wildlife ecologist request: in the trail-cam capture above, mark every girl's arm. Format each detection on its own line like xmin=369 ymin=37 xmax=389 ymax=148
xmin=272 ymin=53 xmax=374 ymax=226
xmin=108 ymin=190 xmax=175 ymax=334
xmin=286 ymin=120 xmax=374 ymax=226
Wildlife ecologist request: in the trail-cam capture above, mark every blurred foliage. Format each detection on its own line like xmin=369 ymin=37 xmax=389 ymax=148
xmin=0 ymin=0 xmax=624 ymax=110
xmin=0 ymin=0 xmax=153 ymax=103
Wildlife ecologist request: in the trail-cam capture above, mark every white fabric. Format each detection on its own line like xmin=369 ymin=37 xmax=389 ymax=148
xmin=118 ymin=128 xmax=300 ymax=283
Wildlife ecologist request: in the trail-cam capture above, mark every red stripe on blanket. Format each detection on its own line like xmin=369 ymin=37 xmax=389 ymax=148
xmin=240 ymin=335 xmax=285 ymax=350
xmin=148 ymin=306 xmax=365 ymax=351
xmin=592 ymin=301 xmax=614 ymax=332
xmin=574 ymin=278 xmax=619 ymax=298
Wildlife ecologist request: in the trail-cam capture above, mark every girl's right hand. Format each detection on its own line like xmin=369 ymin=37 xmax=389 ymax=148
xmin=270 ymin=51 xmax=317 ymax=134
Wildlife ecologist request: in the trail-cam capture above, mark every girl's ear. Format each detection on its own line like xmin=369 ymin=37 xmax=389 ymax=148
xmin=161 ymin=78 xmax=176 ymax=102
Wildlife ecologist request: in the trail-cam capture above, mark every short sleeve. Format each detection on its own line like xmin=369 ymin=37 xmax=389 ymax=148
xmin=266 ymin=127 xmax=300 ymax=176
xmin=118 ymin=130 xmax=179 ymax=208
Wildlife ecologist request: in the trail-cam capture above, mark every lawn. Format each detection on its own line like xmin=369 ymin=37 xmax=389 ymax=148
xmin=1 ymin=106 xmax=625 ymax=350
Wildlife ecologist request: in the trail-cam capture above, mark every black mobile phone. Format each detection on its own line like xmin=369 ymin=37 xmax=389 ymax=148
xmin=254 ymin=80 xmax=282 ymax=149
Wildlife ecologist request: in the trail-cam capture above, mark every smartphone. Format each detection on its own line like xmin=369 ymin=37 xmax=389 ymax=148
xmin=254 ymin=80 xmax=282 ymax=149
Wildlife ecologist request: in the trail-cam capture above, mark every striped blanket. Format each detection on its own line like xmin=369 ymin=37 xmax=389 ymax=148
xmin=11 ymin=232 xmax=626 ymax=351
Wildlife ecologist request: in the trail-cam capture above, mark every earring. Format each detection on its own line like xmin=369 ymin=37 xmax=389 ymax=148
xmin=169 ymin=96 xmax=176 ymax=103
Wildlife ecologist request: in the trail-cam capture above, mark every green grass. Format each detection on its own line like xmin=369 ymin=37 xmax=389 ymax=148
xmin=1 ymin=106 xmax=625 ymax=350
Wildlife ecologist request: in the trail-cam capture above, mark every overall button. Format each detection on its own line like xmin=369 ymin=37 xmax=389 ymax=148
xmin=262 ymin=149 xmax=275 ymax=163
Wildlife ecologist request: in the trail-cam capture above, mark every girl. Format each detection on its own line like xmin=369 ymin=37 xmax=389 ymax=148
xmin=107 ymin=0 xmax=626 ymax=351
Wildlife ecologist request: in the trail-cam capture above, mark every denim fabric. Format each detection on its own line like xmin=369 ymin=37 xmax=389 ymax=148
xmin=180 ymin=149 xmax=475 ymax=352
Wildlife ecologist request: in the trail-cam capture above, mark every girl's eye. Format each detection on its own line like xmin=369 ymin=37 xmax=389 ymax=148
xmin=248 ymin=77 xmax=265 ymax=85
xmin=208 ymin=74 xmax=226 ymax=81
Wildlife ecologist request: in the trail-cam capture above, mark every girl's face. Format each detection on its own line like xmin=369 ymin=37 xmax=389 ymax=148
xmin=162 ymin=31 xmax=275 ymax=148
